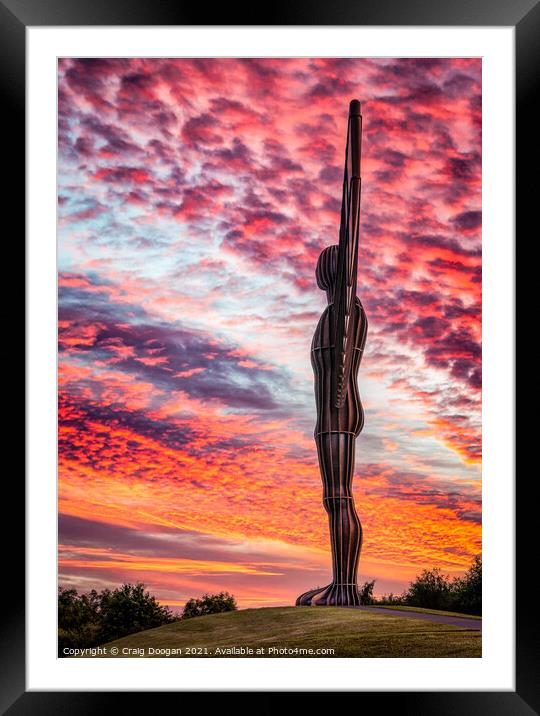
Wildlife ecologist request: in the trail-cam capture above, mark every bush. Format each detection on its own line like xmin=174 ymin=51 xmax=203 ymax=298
xmin=358 ymin=580 xmax=376 ymax=605
xmin=58 ymin=623 xmax=103 ymax=654
xmin=404 ymin=567 xmax=453 ymax=610
xmin=451 ymin=554 xmax=482 ymax=615
xmin=58 ymin=587 xmax=102 ymax=654
xmin=182 ymin=591 xmax=238 ymax=619
xmin=399 ymin=555 xmax=482 ymax=615
xmin=377 ymin=591 xmax=407 ymax=606
xmin=58 ymin=582 xmax=178 ymax=655
xmin=98 ymin=583 xmax=177 ymax=644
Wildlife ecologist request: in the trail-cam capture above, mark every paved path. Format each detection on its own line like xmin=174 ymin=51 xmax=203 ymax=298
xmin=355 ymin=606 xmax=482 ymax=631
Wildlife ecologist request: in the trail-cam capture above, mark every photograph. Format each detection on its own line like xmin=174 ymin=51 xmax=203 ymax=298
xmin=12 ymin=6 xmax=527 ymax=705
xmin=57 ymin=56 xmax=483 ymax=660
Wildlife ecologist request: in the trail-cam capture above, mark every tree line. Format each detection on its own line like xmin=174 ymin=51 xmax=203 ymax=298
xmin=58 ymin=585 xmax=237 ymax=656
xmin=58 ymin=583 xmax=178 ymax=656
xmin=360 ymin=554 xmax=482 ymax=615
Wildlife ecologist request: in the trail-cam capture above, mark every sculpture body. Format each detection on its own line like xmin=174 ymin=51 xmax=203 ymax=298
xmin=296 ymin=100 xmax=367 ymax=607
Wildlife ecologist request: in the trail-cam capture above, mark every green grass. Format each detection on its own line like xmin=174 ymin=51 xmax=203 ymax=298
xmin=368 ymin=605 xmax=482 ymax=619
xmin=80 ymin=607 xmax=481 ymax=658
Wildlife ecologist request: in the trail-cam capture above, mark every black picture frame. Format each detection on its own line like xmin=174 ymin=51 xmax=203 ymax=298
xmin=7 ymin=0 xmax=528 ymax=712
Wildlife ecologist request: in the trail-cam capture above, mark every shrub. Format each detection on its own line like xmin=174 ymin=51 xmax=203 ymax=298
xmin=358 ymin=579 xmax=376 ymax=605
xmin=400 ymin=556 xmax=482 ymax=615
xmin=404 ymin=568 xmax=453 ymax=610
xmin=451 ymin=554 xmax=482 ymax=615
xmin=182 ymin=591 xmax=238 ymax=619
xmin=58 ymin=582 xmax=178 ymax=655
xmin=98 ymin=583 xmax=177 ymax=644
xmin=377 ymin=591 xmax=407 ymax=606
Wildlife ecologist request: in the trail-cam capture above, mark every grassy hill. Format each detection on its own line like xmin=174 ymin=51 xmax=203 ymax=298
xmin=87 ymin=606 xmax=481 ymax=658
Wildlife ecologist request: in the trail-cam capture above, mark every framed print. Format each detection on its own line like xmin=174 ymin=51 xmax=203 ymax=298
xmin=8 ymin=0 xmax=531 ymax=711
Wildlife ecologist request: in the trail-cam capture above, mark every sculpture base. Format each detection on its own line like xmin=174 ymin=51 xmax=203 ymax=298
xmin=296 ymin=582 xmax=361 ymax=607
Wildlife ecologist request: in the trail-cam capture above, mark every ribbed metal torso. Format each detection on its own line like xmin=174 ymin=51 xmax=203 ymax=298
xmin=311 ymin=296 xmax=368 ymax=437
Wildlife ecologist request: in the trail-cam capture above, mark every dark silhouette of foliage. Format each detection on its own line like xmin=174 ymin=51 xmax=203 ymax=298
xmin=358 ymin=579 xmax=376 ymax=605
xmin=182 ymin=591 xmax=238 ymax=619
xmin=58 ymin=582 xmax=177 ymax=656
xmin=404 ymin=567 xmax=453 ymax=610
xmin=377 ymin=591 xmax=408 ymax=606
xmin=98 ymin=583 xmax=178 ymax=643
xmin=451 ymin=554 xmax=482 ymax=615
xmin=384 ymin=554 xmax=482 ymax=615
xmin=58 ymin=587 xmax=102 ymax=654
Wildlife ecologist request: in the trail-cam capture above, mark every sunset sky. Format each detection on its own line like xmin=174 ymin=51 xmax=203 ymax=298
xmin=58 ymin=57 xmax=481 ymax=610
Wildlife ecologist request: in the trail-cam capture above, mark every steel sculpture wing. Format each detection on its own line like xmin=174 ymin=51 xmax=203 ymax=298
xmin=333 ymin=99 xmax=362 ymax=408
